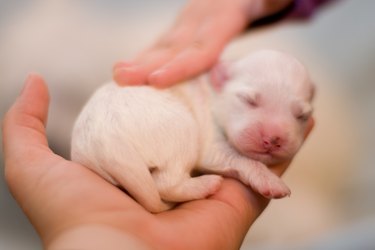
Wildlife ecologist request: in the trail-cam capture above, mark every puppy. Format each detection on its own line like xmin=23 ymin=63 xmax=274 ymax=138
xmin=71 ymin=50 xmax=315 ymax=213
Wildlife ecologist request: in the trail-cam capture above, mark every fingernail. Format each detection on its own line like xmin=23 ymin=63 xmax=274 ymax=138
xmin=151 ymin=69 xmax=166 ymax=76
xmin=149 ymin=70 xmax=166 ymax=86
xmin=113 ymin=61 xmax=132 ymax=71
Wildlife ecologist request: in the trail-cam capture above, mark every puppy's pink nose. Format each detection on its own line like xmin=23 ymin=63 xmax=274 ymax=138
xmin=263 ymin=136 xmax=282 ymax=150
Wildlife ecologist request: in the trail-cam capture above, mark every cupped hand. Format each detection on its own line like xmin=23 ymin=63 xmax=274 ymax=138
xmin=2 ymin=74 xmax=312 ymax=249
xmin=113 ymin=0 xmax=293 ymax=88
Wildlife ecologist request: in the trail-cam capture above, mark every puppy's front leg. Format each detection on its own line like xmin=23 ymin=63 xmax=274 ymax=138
xmin=199 ymin=145 xmax=291 ymax=199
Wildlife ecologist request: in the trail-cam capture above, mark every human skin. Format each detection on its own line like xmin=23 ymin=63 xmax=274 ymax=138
xmin=2 ymin=74 xmax=313 ymax=249
xmin=113 ymin=0 xmax=293 ymax=88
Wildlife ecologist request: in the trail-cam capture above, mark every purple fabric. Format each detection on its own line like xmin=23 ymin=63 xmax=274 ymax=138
xmin=288 ymin=0 xmax=335 ymax=18
xmin=249 ymin=0 xmax=337 ymax=28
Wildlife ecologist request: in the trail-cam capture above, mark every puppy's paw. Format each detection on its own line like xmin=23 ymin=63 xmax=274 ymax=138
xmin=255 ymin=175 xmax=291 ymax=199
xmin=248 ymin=164 xmax=291 ymax=199
xmin=201 ymin=174 xmax=224 ymax=197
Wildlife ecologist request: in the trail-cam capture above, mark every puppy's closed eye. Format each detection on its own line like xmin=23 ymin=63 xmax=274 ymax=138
xmin=293 ymin=102 xmax=312 ymax=122
xmin=296 ymin=111 xmax=311 ymax=122
xmin=237 ymin=92 xmax=260 ymax=108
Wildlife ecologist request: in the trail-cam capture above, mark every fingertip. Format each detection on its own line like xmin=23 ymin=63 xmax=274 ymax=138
xmin=304 ymin=117 xmax=315 ymax=139
xmin=113 ymin=67 xmax=127 ymax=86
xmin=3 ymin=72 xmax=50 ymax=150
xmin=21 ymin=72 xmax=49 ymax=103
xmin=309 ymin=117 xmax=315 ymax=130
xmin=112 ymin=61 xmax=134 ymax=81
xmin=113 ymin=67 xmax=146 ymax=86
xmin=23 ymin=72 xmax=43 ymax=87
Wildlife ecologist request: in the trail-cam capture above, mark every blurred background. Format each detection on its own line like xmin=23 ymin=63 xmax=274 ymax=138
xmin=0 ymin=0 xmax=374 ymax=249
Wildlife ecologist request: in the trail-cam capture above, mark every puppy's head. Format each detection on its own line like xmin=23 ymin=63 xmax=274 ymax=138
xmin=210 ymin=50 xmax=315 ymax=165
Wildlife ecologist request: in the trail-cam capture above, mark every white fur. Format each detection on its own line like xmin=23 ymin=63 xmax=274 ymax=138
xmin=71 ymin=50 xmax=314 ymax=213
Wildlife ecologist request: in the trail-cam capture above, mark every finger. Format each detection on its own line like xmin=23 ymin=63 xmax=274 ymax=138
xmin=113 ymin=48 xmax=176 ymax=86
xmin=113 ymin=22 xmax=197 ymax=86
xmin=147 ymin=10 xmax=246 ymax=88
xmin=113 ymin=64 xmax=146 ymax=86
xmin=3 ymin=73 xmax=51 ymax=161
xmin=157 ymin=179 xmax=267 ymax=249
xmin=305 ymin=116 xmax=315 ymax=139
xmin=148 ymin=43 xmax=221 ymax=88
xmin=2 ymin=73 xmax=57 ymax=217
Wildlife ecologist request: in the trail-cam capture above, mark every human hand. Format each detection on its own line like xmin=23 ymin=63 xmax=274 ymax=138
xmin=113 ymin=0 xmax=293 ymax=88
xmin=2 ymin=74 xmax=313 ymax=249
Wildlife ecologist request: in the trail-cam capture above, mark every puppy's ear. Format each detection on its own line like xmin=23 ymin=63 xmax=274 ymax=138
xmin=209 ymin=61 xmax=231 ymax=92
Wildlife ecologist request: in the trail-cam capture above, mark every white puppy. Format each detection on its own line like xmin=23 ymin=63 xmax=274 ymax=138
xmin=71 ymin=50 xmax=315 ymax=213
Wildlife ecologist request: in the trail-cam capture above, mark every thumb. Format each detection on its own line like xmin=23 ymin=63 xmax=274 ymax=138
xmin=3 ymin=73 xmax=50 ymax=155
xmin=2 ymin=73 xmax=53 ymax=201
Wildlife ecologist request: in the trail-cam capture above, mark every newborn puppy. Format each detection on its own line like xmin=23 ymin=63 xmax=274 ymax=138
xmin=71 ymin=50 xmax=315 ymax=213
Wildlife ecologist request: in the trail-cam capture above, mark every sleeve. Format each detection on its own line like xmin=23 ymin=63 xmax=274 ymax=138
xmin=288 ymin=0 xmax=334 ymax=18
xmin=250 ymin=0 xmax=336 ymax=28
